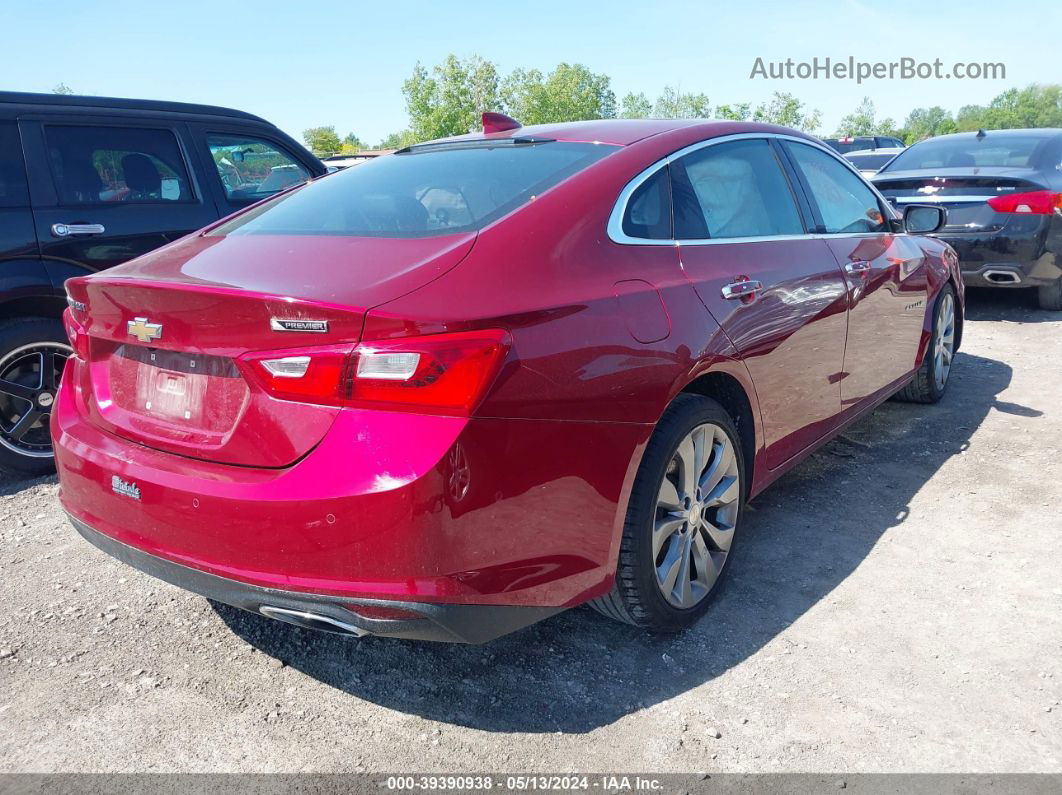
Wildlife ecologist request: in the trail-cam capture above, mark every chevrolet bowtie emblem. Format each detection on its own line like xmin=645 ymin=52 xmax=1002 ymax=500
xmin=127 ymin=317 xmax=163 ymax=344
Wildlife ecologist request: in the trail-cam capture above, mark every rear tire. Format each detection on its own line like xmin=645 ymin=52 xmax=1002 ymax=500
xmin=0 ymin=317 xmax=71 ymax=476
xmin=590 ymin=394 xmax=745 ymax=632
xmin=894 ymin=284 xmax=957 ymax=404
xmin=1037 ymin=279 xmax=1062 ymax=311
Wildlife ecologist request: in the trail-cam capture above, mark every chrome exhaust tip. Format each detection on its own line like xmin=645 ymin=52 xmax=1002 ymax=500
xmin=259 ymin=605 xmax=370 ymax=637
xmin=983 ymin=269 xmax=1021 ymax=284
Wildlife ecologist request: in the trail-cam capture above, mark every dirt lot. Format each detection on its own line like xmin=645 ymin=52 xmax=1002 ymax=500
xmin=1 ymin=288 xmax=1059 ymax=774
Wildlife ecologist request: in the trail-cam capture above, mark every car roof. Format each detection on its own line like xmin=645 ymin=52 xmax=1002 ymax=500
xmin=0 ymin=90 xmax=270 ymax=124
xmin=920 ymin=128 xmax=1062 ymax=143
xmin=422 ymin=118 xmax=817 ymax=148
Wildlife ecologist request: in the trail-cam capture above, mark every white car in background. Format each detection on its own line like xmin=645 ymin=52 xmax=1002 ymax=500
xmin=844 ymin=147 xmax=905 ymax=176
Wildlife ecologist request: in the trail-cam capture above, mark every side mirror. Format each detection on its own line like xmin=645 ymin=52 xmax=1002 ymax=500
xmin=903 ymin=204 xmax=946 ymax=234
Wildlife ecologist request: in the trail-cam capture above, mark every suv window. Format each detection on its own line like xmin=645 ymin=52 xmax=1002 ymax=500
xmin=671 ymin=138 xmax=804 ymax=239
xmin=786 ymin=142 xmax=887 ymax=234
xmin=0 ymin=123 xmax=29 ymax=207
xmin=207 ymin=135 xmax=309 ymax=203
xmin=45 ymin=126 xmax=193 ymax=205
xmin=622 ymin=166 xmax=672 ymax=240
xmin=210 ymin=141 xmax=618 ymax=238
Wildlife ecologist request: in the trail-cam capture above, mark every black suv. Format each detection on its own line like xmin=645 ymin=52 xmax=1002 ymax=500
xmin=0 ymin=91 xmax=325 ymax=474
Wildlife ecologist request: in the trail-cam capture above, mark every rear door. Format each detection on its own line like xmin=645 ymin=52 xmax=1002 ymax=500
xmin=19 ymin=116 xmax=217 ymax=285
xmin=670 ymin=136 xmax=849 ymax=469
xmin=782 ymin=140 xmax=928 ymax=408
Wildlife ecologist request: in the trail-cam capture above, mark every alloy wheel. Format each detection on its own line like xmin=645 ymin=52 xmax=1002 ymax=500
xmin=654 ymin=422 xmax=741 ymax=609
xmin=934 ymin=292 xmax=956 ymax=391
xmin=0 ymin=342 xmax=71 ymax=458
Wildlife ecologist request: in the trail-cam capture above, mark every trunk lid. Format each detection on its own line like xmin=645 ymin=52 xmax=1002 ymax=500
xmin=66 ymin=231 xmax=476 ymax=467
xmin=872 ymin=167 xmax=1047 ymax=233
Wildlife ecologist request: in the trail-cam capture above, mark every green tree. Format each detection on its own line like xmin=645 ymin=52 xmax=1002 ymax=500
xmin=342 ymin=132 xmax=364 ymax=149
xmin=302 ymin=126 xmax=342 ymax=156
xmin=754 ymin=92 xmax=820 ymax=132
xmin=620 ymin=91 xmax=652 ymax=119
xmin=954 ymin=84 xmax=1062 ymax=132
xmin=377 ymin=130 xmax=418 ymax=150
xmin=835 ymin=96 xmax=877 ymax=136
xmin=52 ymin=82 xmax=74 ymax=95
xmin=653 ymin=86 xmax=711 ymax=119
xmin=715 ymin=102 xmax=752 ymax=121
xmin=403 ymin=54 xmax=501 ymax=141
xmin=901 ymin=106 xmax=957 ymax=143
xmin=501 ymin=63 xmax=616 ymax=125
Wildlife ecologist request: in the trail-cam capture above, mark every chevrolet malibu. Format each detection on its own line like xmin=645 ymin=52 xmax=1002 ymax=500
xmin=54 ymin=116 xmax=963 ymax=643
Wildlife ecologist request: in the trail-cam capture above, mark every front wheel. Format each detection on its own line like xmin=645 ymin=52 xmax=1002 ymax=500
xmin=0 ymin=318 xmax=71 ymax=476
xmin=590 ymin=394 xmax=745 ymax=632
xmin=894 ymin=284 xmax=957 ymax=404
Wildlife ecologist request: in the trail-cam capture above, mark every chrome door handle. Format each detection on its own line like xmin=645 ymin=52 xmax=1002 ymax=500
xmin=844 ymin=260 xmax=872 ymax=274
xmin=721 ymin=279 xmax=764 ymax=300
xmin=51 ymin=223 xmax=105 ymax=238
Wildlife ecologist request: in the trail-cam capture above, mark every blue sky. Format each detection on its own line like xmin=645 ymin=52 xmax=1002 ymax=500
xmin=3 ymin=0 xmax=1059 ymax=145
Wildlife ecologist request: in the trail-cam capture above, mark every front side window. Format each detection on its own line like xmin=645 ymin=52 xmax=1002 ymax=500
xmin=210 ymin=140 xmax=618 ymax=238
xmin=0 ymin=122 xmax=29 ymax=208
xmin=207 ymin=135 xmax=310 ymax=203
xmin=671 ymin=138 xmax=804 ymax=239
xmin=786 ymin=142 xmax=887 ymax=234
xmin=45 ymin=126 xmax=193 ymax=205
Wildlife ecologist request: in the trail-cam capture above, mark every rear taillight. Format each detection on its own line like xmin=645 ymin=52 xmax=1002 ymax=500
xmin=62 ymin=308 xmax=89 ymax=360
xmin=986 ymin=190 xmax=1062 ymax=215
xmin=239 ymin=329 xmax=510 ymax=416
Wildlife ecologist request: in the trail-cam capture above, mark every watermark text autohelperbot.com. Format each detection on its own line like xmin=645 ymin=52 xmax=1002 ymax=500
xmin=750 ymin=56 xmax=1005 ymax=83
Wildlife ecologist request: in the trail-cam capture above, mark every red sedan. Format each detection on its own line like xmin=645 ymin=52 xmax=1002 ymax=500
xmin=53 ymin=117 xmax=963 ymax=643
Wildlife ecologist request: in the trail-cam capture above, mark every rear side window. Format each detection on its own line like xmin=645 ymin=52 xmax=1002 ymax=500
xmin=786 ymin=142 xmax=887 ymax=234
xmin=622 ymin=166 xmax=672 ymax=240
xmin=0 ymin=122 xmax=29 ymax=207
xmin=671 ymin=138 xmax=804 ymax=239
xmin=45 ymin=126 xmax=193 ymax=205
xmin=207 ymin=134 xmax=310 ymax=204
xmin=210 ymin=141 xmax=618 ymax=238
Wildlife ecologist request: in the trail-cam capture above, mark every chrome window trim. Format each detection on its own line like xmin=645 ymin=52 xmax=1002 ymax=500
xmin=607 ymin=131 xmax=899 ymax=246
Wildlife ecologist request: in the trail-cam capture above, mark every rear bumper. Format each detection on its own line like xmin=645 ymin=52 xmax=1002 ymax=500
xmin=54 ymin=355 xmax=649 ymax=618
xmin=937 ymin=216 xmax=1061 ymax=288
xmin=69 ymin=514 xmax=560 ymax=643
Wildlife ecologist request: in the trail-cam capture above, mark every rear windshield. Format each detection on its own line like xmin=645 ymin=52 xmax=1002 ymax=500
xmin=882 ymin=135 xmax=1054 ymax=172
xmin=209 ymin=140 xmax=618 ymax=238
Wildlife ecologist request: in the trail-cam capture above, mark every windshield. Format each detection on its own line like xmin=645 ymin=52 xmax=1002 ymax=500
xmin=882 ymin=135 xmax=1053 ymax=172
xmin=210 ymin=140 xmax=618 ymax=238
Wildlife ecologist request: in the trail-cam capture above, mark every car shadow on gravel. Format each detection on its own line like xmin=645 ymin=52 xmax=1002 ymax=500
xmin=964 ymin=286 xmax=1061 ymax=324
xmin=216 ymin=348 xmax=1030 ymax=734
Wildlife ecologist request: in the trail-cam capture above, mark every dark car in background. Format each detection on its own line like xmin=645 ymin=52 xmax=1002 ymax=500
xmin=872 ymin=129 xmax=1062 ymax=310
xmin=0 ymin=91 xmax=326 ymax=473
xmin=822 ymin=135 xmax=906 ymax=154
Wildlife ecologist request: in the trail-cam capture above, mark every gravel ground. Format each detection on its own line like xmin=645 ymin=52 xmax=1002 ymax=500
xmin=1 ymin=288 xmax=1059 ymax=774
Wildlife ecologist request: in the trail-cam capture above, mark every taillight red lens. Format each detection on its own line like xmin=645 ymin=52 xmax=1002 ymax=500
xmin=239 ymin=329 xmax=511 ymax=416
xmin=62 ymin=307 xmax=89 ymax=360
xmin=986 ymin=190 xmax=1062 ymax=215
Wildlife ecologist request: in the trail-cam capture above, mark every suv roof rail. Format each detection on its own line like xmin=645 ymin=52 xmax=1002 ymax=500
xmin=0 ymin=90 xmax=270 ymax=124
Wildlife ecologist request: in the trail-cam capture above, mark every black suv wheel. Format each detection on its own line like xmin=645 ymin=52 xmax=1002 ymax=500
xmin=0 ymin=318 xmax=70 ymax=475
